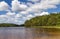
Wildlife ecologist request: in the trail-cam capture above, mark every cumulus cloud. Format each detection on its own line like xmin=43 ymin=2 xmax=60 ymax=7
xmin=0 ymin=1 xmax=9 ymax=11
xmin=0 ymin=11 xmax=24 ymax=24
xmin=6 ymin=12 xmax=16 ymax=16
xmin=26 ymin=14 xmax=35 ymax=20
xmin=20 ymin=11 xmax=28 ymax=15
xmin=12 ymin=0 xmax=28 ymax=12
xmin=0 ymin=0 xmax=60 ymax=24
xmin=28 ymin=0 xmax=40 ymax=2
xmin=32 ymin=12 xmax=49 ymax=17
xmin=15 ymin=14 xmax=22 ymax=18
xmin=40 ymin=12 xmax=49 ymax=16
xmin=25 ymin=0 xmax=60 ymax=14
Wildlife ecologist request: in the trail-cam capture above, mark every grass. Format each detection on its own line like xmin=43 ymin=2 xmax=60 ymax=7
xmin=31 ymin=26 xmax=60 ymax=29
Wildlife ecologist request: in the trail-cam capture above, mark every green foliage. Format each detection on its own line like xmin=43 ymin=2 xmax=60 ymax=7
xmin=24 ymin=13 xmax=60 ymax=27
xmin=0 ymin=23 xmax=20 ymax=27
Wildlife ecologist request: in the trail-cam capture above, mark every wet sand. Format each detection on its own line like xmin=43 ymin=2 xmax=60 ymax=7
xmin=0 ymin=27 xmax=60 ymax=39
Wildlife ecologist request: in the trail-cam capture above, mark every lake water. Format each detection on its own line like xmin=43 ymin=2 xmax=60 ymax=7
xmin=0 ymin=27 xmax=60 ymax=39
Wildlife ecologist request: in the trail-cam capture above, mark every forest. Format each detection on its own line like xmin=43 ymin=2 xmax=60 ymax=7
xmin=0 ymin=23 xmax=20 ymax=27
xmin=24 ymin=12 xmax=60 ymax=27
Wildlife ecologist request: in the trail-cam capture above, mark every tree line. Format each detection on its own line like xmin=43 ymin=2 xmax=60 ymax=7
xmin=24 ymin=12 xmax=60 ymax=27
xmin=0 ymin=23 xmax=24 ymax=27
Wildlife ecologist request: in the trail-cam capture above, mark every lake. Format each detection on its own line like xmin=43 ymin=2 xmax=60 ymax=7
xmin=0 ymin=27 xmax=60 ymax=39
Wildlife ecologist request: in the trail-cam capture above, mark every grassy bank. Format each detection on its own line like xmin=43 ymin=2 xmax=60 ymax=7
xmin=31 ymin=26 xmax=60 ymax=29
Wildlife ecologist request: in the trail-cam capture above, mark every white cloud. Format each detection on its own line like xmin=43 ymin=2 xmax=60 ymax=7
xmin=25 ymin=0 xmax=60 ymax=14
xmin=12 ymin=0 xmax=28 ymax=11
xmin=20 ymin=14 xmax=34 ymax=21
xmin=20 ymin=11 xmax=28 ymax=14
xmin=0 ymin=1 xmax=9 ymax=11
xmin=39 ymin=0 xmax=60 ymax=9
xmin=40 ymin=12 xmax=49 ymax=16
xmin=0 ymin=15 xmax=6 ymax=18
xmin=27 ymin=0 xmax=40 ymax=3
xmin=26 ymin=14 xmax=35 ymax=20
xmin=34 ymin=12 xmax=49 ymax=16
xmin=0 ymin=12 xmax=24 ymax=24
xmin=27 ymin=2 xmax=33 ymax=6
xmin=41 ymin=0 xmax=60 ymax=5
xmin=6 ymin=12 xmax=16 ymax=16
xmin=15 ymin=14 xmax=22 ymax=18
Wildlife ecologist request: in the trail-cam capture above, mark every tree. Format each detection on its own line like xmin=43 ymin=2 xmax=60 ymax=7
xmin=24 ymin=12 xmax=60 ymax=27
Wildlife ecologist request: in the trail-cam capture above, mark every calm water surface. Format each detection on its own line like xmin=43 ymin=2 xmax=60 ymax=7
xmin=0 ymin=27 xmax=60 ymax=39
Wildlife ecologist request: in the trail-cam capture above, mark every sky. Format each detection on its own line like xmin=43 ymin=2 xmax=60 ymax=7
xmin=0 ymin=0 xmax=60 ymax=25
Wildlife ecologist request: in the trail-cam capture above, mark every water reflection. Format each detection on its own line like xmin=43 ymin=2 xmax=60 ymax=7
xmin=0 ymin=27 xmax=60 ymax=39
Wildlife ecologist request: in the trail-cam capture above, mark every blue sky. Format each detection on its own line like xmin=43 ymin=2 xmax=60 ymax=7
xmin=0 ymin=0 xmax=60 ymax=24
